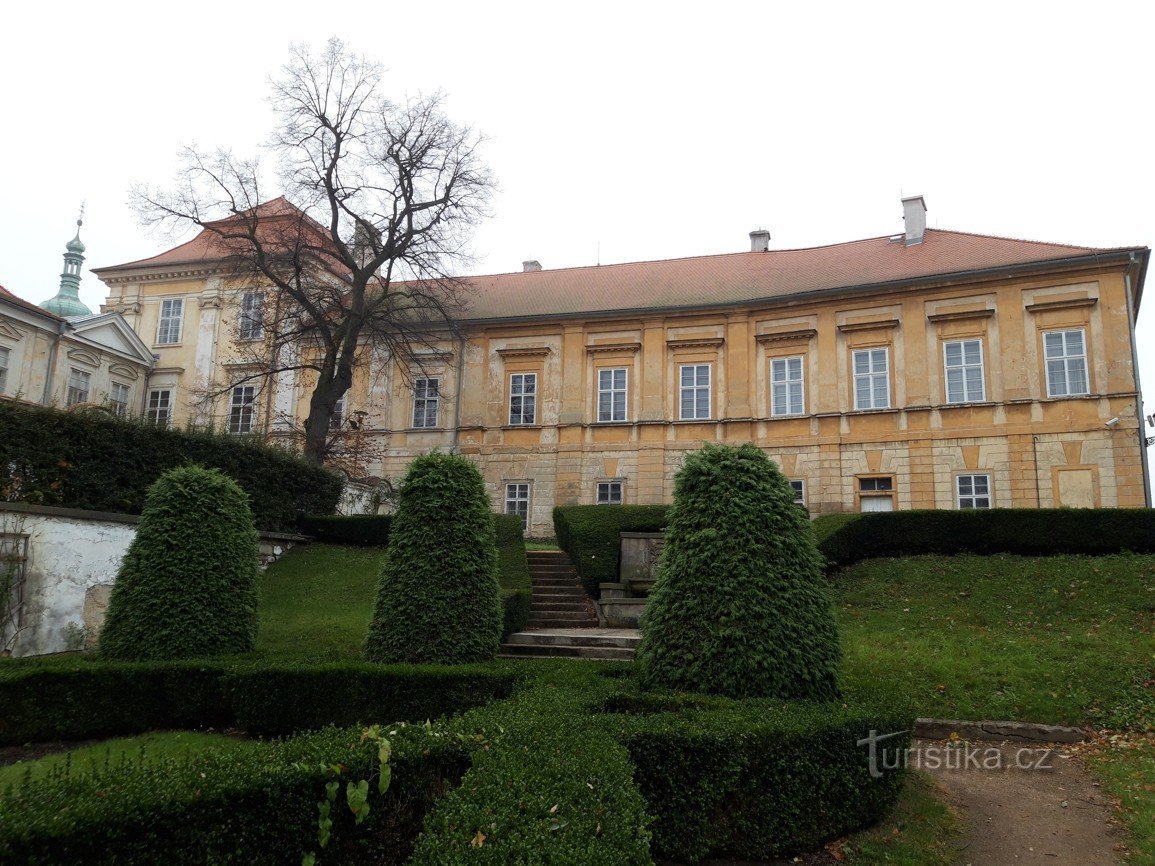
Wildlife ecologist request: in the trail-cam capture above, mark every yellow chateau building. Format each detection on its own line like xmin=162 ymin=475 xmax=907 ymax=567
xmin=93 ymin=197 xmax=1151 ymax=535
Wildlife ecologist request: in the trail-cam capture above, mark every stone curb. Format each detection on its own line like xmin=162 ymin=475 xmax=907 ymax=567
xmin=913 ymin=717 xmax=1088 ymax=744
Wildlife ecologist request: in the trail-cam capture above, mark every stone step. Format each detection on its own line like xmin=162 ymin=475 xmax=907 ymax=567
xmin=527 ymin=609 xmax=597 ymax=621
xmin=497 ymin=643 xmax=635 ymax=661
xmin=505 ymin=631 xmax=639 ymax=649
xmin=530 ymin=601 xmax=591 ymax=612
xmin=526 ymin=617 xmax=598 ymax=629
xmin=531 ymin=577 xmax=583 ymax=586
xmin=531 ymin=583 xmax=585 ymax=592
xmin=527 ymin=566 xmax=580 ymax=575
xmin=531 ymin=589 xmax=586 ymax=599
xmin=526 ymin=551 xmax=569 ymax=558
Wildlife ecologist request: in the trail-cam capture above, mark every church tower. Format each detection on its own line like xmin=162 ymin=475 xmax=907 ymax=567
xmin=40 ymin=211 xmax=93 ymax=317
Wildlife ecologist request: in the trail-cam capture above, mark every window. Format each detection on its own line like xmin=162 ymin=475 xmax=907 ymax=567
xmin=789 ymin=480 xmax=806 ymax=507
xmin=505 ymin=482 xmax=531 ymax=531
xmin=1044 ymin=329 xmax=1089 ymax=397
xmin=679 ymin=363 xmax=711 ymax=420
xmin=0 ymin=346 xmax=8 ymax=393
xmin=66 ymin=368 xmax=91 ymax=406
xmin=853 ymin=348 xmax=890 ymax=410
xmin=156 ymin=298 xmax=184 ymax=345
xmin=944 ymin=339 xmax=985 ymax=403
xmin=596 ymin=480 xmax=623 ymax=505
xmin=228 ymin=385 xmax=256 ymax=434
xmin=238 ymin=292 xmax=264 ymax=341
xmin=770 ymin=356 xmax=805 ymax=416
xmin=858 ymin=476 xmax=894 ymax=512
xmin=412 ymin=378 xmax=440 ymax=428
xmin=330 ymin=395 xmax=345 ymax=431
xmin=956 ymin=474 xmax=992 ymax=509
xmin=597 ymin=368 xmax=628 ymax=422
xmin=146 ymin=388 xmax=172 ymax=426
xmin=109 ymin=382 xmax=131 ymax=417
xmin=508 ymin=373 xmax=537 ymax=425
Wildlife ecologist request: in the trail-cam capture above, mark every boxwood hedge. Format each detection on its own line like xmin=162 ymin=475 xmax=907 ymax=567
xmin=296 ymin=514 xmax=393 ymax=546
xmin=552 ymin=505 xmax=670 ymax=596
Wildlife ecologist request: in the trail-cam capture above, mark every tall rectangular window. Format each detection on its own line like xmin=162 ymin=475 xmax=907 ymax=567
xmin=944 ymin=339 xmax=985 ymax=403
xmin=789 ymin=479 xmax=806 ymax=507
xmin=679 ymin=363 xmax=711 ymax=420
xmin=109 ymin=382 xmax=131 ymax=417
xmin=1044 ymin=329 xmax=1089 ymax=397
xmin=505 ymin=482 xmax=531 ymax=531
xmin=597 ymin=368 xmax=628 ymax=422
xmin=238 ymin=291 xmax=264 ymax=341
xmin=508 ymin=373 xmax=537 ymax=425
xmin=412 ymin=378 xmax=440 ymax=428
xmin=853 ymin=348 xmax=890 ymax=410
xmin=956 ymin=474 xmax=992 ymax=509
xmin=66 ymin=368 xmax=91 ymax=406
xmin=330 ymin=395 xmax=345 ymax=431
xmin=596 ymin=480 xmax=623 ymax=505
xmin=228 ymin=385 xmax=256 ymax=434
xmin=770 ymin=356 xmax=805 ymax=416
xmin=146 ymin=388 xmax=172 ymax=426
xmin=0 ymin=346 xmax=9 ymax=394
xmin=155 ymin=298 xmax=184 ymax=345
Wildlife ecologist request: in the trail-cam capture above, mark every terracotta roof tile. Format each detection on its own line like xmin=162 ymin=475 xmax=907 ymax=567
xmin=0 ymin=284 xmax=63 ymax=321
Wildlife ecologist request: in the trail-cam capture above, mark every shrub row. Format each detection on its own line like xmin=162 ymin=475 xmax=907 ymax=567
xmin=297 ymin=514 xmax=393 ymax=546
xmin=0 ymin=723 xmax=470 ymax=865
xmin=553 ymin=505 xmax=670 ymax=596
xmin=0 ymin=660 xmax=517 ymax=745
xmin=814 ymin=508 xmax=1155 ymax=569
xmin=0 ymin=401 xmax=341 ymax=530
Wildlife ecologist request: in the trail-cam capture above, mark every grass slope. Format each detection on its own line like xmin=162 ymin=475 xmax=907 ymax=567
xmin=843 ymin=772 xmax=961 ymax=865
xmin=1089 ymin=737 xmax=1155 ymax=865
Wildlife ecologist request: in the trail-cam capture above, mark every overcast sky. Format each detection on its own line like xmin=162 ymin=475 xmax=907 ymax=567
xmin=2 ymin=1 xmax=1152 ymax=466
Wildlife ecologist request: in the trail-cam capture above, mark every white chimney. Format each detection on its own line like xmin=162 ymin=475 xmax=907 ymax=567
xmin=902 ymin=196 xmax=927 ymax=246
xmin=522 ymin=260 xmax=542 ymax=272
xmin=749 ymin=229 xmax=771 ymax=252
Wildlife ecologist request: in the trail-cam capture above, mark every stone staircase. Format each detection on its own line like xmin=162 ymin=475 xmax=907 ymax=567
xmin=499 ymin=628 xmax=639 ymax=660
xmin=524 ymin=550 xmax=598 ymax=629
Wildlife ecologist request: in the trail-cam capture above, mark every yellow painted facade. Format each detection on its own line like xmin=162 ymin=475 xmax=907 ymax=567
xmin=96 ymin=227 xmax=1150 ymax=536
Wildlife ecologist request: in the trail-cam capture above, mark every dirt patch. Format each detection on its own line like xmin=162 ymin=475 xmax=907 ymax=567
xmin=915 ymin=738 xmax=1124 ymax=864
xmin=0 ymin=738 xmax=105 ymax=767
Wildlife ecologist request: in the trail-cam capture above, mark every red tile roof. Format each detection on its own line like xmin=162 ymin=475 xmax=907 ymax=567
xmin=0 ymin=284 xmax=63 ymax=321
xmin=457 ymin=230 xmax=1141 ymax=321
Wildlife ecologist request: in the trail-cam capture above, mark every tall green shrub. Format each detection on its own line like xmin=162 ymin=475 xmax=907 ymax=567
xmin=100 ymin=466 xmax=259 ymax=661
xmin=364 ymin=453 xmax=502 ymax=664
xmin=638 ymin=443 xmax=840 ymax=700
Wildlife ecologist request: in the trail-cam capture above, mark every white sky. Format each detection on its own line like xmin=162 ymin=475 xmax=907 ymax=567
xmin=2 ymin=0 xmax=1152 ymax=482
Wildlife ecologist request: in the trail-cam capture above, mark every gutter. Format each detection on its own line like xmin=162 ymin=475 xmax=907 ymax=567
xmin=1122 ymin=251 xmax=1152 ymax=507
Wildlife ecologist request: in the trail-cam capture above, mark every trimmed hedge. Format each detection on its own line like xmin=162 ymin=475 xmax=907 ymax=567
xmin=297 ymin=514 xmax=393 ymax=546
xmin=0 ymin=401 xmax=341 ymax=530
xmin=100 ymin=466 xmax=259 ymax=661
xmin=608 ymin=692 xmax=911 ymax=862
xmin=0 ymin=723 xmax=470 ymax=865
xmin=815 ymin=508 xmax=1155 ymax=569
xmin=553 ymin=504 xmax=670 ymax=596
xmin=494 ymin=513 xmax=532 ymax=637
xmin=0 ymin=659 xmax=518 ymax=745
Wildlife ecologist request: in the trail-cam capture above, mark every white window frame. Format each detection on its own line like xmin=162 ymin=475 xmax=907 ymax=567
xmin=770 ymin=356 xmax=805 ymax=416
xmin=508 ymin=373 xmax=537 ymax=426
xmin=228 ymin=384 xmax=257 ymax=434
xmin=238 ymin=291 xmax=264 ymax=341
xmin=330 ymin=394 xmax=345 ymax=431
xmin=789 ymin=479 xmax=806 ymax=507
xmin=504 ymin=482 xmax=531 ymax=531
xmin=857 ymin=475 xmax=895 ymax=512
xmin=155 ymin=298 xmax=184 ymax=345
xmin=943 ymin=338 xmax=985 ymax=403
xmin=109 ymin=382 xmax=131 ymax=417
xmin=852 ymin=348 xmax=891 ymax=410
xmin=597 ymin=368 xmax=628 ymax=423
xmin=0 ymin=346 xmax=9 ymax=394
xmin=146 ymin=388 xmax=173 ymax=426
xmin=956 ymin=474 xmax=992 ymax=509
xmin=412 ymin=377 xmax=441 ymax=428
xmin=596 ymin=480 xmax=624 ymax=505
xmin=66 ymin=368 xmax=91 ymax=406
xmin=1043 ymin=328 xmax=1089 ymax=398
xmin=679 ymin=363 xmax=712 ymax=420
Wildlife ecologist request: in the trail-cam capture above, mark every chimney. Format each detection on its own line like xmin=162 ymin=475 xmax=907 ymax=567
xmin=749 ymin=229 xmax=771 ymax=252
xmin=522 ymin=260 xmax=542 ymax=272
xmin=901 ymin=195 xmax=927 ymax=246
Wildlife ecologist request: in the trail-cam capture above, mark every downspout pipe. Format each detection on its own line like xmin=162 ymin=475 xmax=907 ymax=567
xmin=1122 ymin=252 xmax=1152 ymax=507
xmin=451 ymin=333 xmax=466 ymax=452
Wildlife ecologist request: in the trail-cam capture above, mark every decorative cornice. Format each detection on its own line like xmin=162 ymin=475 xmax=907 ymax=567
xmin=0 ymin=321 xmax=26 ymax=341
xmin=585 ymin=341 xmax=642 ymax=354
xmin=108 ymin=363 xmax=141 ymax=381
xmin=927 ymin=308 xmax=996 ymax=323
xmin=98 ymin=266 xmax=226 ymax=285
xmin=103 ymin=301 xmax=141 ymax=315
xmin=1024 ymin=297 xmax=1098 ymax=314
xmin=666 ymin=337 xmax=724 ymax=350
xmin=150 ymin=366 xmax=186 ymax=376
xmin=838 ymin=318 xmax=901 ymax=333
xmin=198 ymin=295 xmax=222 ymax=309
xmin=496 ymin=346 xmax=552 ymax=358
xmin=65 ymin=348 xmax=101 ymax=367
xmin=755 ymin=328 xmax=816 ymax=345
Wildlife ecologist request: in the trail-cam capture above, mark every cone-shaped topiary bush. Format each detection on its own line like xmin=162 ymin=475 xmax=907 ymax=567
xmin=100 ymin=465 xmax=259 ymax=660
xmin=637 ymin=443 xmax=841 ymax=700
xmin=364 ymin=452 xmax=503 ymax=664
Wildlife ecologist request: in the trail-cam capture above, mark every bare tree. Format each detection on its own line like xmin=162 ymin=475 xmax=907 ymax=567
xmin=134 ymin=38 xmax=492 ymax=464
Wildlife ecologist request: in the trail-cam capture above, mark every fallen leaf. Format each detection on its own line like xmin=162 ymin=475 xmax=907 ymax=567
xmin=471 ymin=830 xmax=486 ymax=848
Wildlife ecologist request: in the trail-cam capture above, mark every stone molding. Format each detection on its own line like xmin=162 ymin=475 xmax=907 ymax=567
xmin=584 ymin=341 xmax=642 ymax=354
xmin=495 ymin=346 xmax=552 ymax=358
xmin=755 ymin=328 xmax=817 ymax=345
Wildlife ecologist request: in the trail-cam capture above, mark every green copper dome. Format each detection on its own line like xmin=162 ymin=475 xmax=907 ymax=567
xmin=41 ymin=216 xmax=93 ymax=317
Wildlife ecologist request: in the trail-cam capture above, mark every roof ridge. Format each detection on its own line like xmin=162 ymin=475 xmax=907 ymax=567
xmin=925 ymin=227 xmax=1107 ymax=251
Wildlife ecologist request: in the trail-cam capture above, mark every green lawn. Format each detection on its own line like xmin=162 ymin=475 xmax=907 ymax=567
xmin=1088 ymin=737 xmax=1155 ymax=865
xmin=837 ymin=553 xmax=1155 ymax=730
xmin=0 ymin=731 xmax=254 ymax=789
xmin=843 ymin=772 xmax=961 ymax=865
